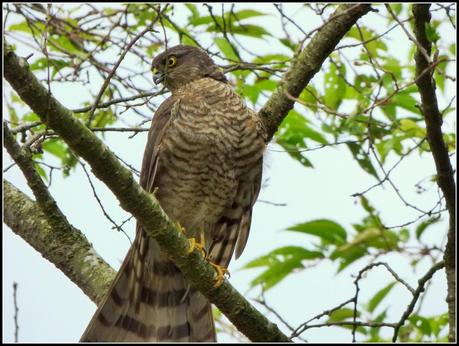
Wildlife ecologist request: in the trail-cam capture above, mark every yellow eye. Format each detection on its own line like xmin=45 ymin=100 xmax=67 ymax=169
xmin=167 ymin=56 xmax=177 ymax=67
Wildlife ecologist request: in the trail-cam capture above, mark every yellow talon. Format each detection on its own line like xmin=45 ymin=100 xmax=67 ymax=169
xmin=176 ymin=221 xmax=186 ymax=235
xmin=209 ymin=262 xmax=229 ymax=288
xmin=187 ymin=237 xmax=206 ymax=257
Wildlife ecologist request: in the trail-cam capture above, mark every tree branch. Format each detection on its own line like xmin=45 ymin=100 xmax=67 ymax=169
xmin=3 ymin=4 xmax=374 ymax=341
xmin=412 ymin=4 xmax=456 ymax=342
xmin=4 ymin=179 xmax=116 ymax=304
xmin=4 ymin=46 xmax=290 ymax=342
xmin=258 ymin=4 xmax=373 ymax=141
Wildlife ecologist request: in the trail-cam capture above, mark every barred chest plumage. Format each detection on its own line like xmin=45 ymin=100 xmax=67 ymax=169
xmin=154 ymin=78 xmax=263 ymax=238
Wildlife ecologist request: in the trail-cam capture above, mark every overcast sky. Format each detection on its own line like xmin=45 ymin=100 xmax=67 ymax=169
xmin=3 ymin=3 xmax=456 ymax=342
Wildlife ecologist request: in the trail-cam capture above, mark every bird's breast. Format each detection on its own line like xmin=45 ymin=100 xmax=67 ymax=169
xmin=155 ymin=82 xmax=254 ymax=233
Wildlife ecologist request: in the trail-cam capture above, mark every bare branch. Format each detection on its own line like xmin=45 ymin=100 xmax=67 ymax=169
xmin=412 ymin=5 xmax=456 ymax=341
xmin=258 ymin=4 xmax=373 ymax=141
xmin=4 ymin=43 xmax=290 ymax=343
xmin=4 ymin=180 xmax=116 ymax=304
xmin=13 ymin=282 xmax=19 ymax=343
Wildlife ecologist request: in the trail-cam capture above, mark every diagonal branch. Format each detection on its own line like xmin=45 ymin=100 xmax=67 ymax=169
xmin=4 ymin=4 xmax=373 ymax=341
xmin=3 ymin=45 xmax=290 ymax=343
xmin=4 ymin=179 xmax=116 ymax=304
xmin=258 ymin=4 xmax=373 ymax=141
xmin=412 ymin=4 xmax=456 ymax=342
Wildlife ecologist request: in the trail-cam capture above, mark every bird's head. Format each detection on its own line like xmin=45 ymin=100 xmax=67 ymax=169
xmin=151 ymin=45 xmax=227 ymax=92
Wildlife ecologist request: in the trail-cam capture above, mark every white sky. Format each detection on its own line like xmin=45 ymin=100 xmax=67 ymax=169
xmin=3 ymin=3 xmax=456 ymax=342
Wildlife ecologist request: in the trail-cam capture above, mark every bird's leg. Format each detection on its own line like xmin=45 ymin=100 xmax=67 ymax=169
xmin=178 ymin=223 xmax=206 ymax=257
xmin=177 ymin=223 xmax=228 ymax=287
xmin=207 ymin=262 xmax=229 ymax=288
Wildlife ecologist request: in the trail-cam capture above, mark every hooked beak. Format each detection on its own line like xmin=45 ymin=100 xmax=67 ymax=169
xmin=152 ymin=68 xmax=165 ymax=85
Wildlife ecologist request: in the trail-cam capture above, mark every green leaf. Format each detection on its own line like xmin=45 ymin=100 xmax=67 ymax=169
xmin=214 ymin=37 xmax=239 ymax=61
xmin=336 ymin=228 xmax=379 ymax=250
xmin=430 ymin=313 xmax=449 ymax=337
xmin=368 ymin=282 xmax=396 ymax=313
xmin=243 ymin=246 xmax=324 ymax=290
xmin=346 ymin=142 xmax=379 ymax=179
xmin=382 ymin=56 xmax=402 ymax=79
xmin=375 ymin=135 xmax=405 ymax=163
xmin=34 ymin=162 xmax=48 ymax=181
xmin=323 ymin=60 xmax=347 ymax=110
xmin=399 ymin=118 xmax=426 ymax=138
xmin=416 ymin=216 xmax=441 ymax=240
xmin=369 ymin=309 xmax=388 ymax=340
xmin=390 ymin=4 xmax=403 ymax=16
xmin=425 ymin=23 xmax=440 ymax=43
xmin=327 ymin=308 xmax=367 ymax=335
xmin=287 ymin=219 xmax=347 ymax=245
xmin=391 ymin=91 xmax=420 ymax=115
xmin=227 ymin=9 xmax=267 ymax=20
xmin=409 ymin=315 xmax=432 ymax=336
xmin=49 ymin=35 xmax=86 ymax=58
xmin=255 ymin=79 xmax=277 ymax=91
xmin=276 ymin=110 xmax=327 ymax=167
xmin=360 ymin=195 xmax=375 ymax=213
xmin=347 ymin=26 xmax=387 ymax=56
xmin=42 ymin=138 xmax=67 ymax=160
xmin=240 ymin=84 xmax=261 ymax=105
xmin=253 ymin=54 xmax=289 ymax=63
xmin=22 ymin=112 xmax=40 ymax=122
xmin=7 ymin=104 xmax=19 ymax=126
xmin=91 ymin=109 xmax=116 ymax=128
xmin=185 ymin=4 xmax=199 ymax=21
xmin=244 ymin=246 xmax=324 ymax=269
xmin=180 ymin=35 xmax=199 ymax=47
xmin=279 ymin=38 xmax=297 ymax=51
xmin=8 ymin=21 xmax=31 ymax=33
xmin=298 ymin=87 xmax=318 ymax=113
xmin=278 ymin=140 xmax=313 ymax=168
xmin=433 ymin=56 xmax=449 ymax=93
xmin=30 ymin=58 xmax=70 ymax=78
xmin=189 ymin=15 xmax=214 ymax=27
xmin=332 ymin=245 xmax=367 ymax=272
xmin=208 ymin=23 xmax=270 ymax=38
xmin=328 ymin=308 xmax=357 ymax=322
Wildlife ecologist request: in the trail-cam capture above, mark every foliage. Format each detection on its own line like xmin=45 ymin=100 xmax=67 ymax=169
xmin=3 ymin=2 xmax=455 ymax=343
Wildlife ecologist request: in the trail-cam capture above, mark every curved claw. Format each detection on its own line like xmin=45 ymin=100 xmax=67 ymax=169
xmin=188 ymin=237 xmax=206 ymax=257
xmin=176 ymin=221 xmax=186 ymax=235
xmin=209 ymin=262 xmax=229 ymax=288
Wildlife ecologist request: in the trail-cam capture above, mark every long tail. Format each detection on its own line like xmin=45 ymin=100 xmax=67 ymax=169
xmin=80 ymin=228 xmax=216 ymax=342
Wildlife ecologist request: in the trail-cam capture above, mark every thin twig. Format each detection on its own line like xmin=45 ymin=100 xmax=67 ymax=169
xmin=385 ymin=4 xmax=431 ymax=64
xmin=13 ymin=282 xmax=19 ymax=343
xmin=79 ymin=161 xmax=132 ymax=244
xmin=86 ymin=10 xmax=162 ymax=126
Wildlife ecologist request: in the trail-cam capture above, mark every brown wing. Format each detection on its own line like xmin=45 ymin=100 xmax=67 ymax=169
xmin=80 ymin=97 xmax=176 ymax=341
xmin=207 ymin=110 xmax=265 ymax=269
xmin=139 ymin=96 xmax=176 ymax=192
xmin=81 ymin=96 xmax=215 ymax=341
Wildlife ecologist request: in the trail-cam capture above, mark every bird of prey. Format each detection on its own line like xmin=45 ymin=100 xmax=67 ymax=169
xmin=80 ymin=44 xmax=266 ymax=342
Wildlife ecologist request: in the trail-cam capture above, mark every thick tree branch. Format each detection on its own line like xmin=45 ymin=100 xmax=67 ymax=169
xmin=3 ymin=4 xmax=373 ymax=341
xmin=412 ymin=5 xmax=456 ymax=342
xmin=4 ymin=123 xmax=75 ymax=236
xmin=258 ymin=4 xmax=373 ymax=141
xmin=4 ymin=180 xmax=116 ymax=304
xmin=4 ymin=46 xmax=290 ymax=342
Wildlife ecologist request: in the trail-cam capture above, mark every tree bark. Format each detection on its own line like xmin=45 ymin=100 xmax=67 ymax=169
xmin=3 ymin=45 xmax=291 ymax=343
xmin=258 ymin=4 xmax=372 ymax=141
xmin=412 ymin=4 xmax=456 ymax=342
xmin=3 ymin=4 xmax=373 ymax=341
xmin=4 ymin=179 xmax=116 ymax=304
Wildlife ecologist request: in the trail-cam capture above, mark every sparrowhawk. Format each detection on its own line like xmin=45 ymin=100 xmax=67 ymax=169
xmin=80 ymin=44 xmax=266 ymax=342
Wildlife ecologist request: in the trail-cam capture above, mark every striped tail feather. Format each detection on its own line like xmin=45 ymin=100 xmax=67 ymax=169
xmin=80 ymin=229 xmax=216 ymax=342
